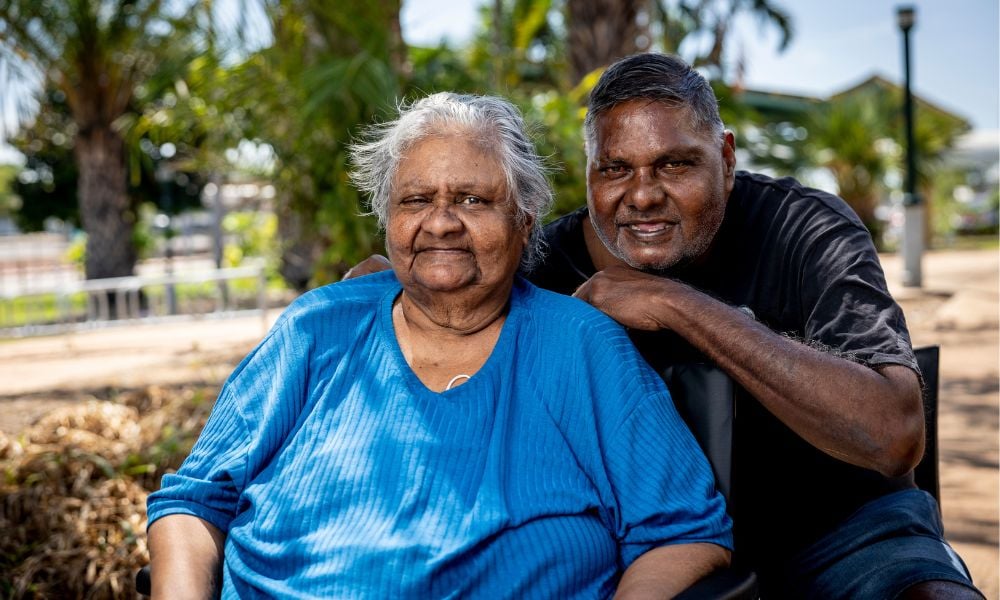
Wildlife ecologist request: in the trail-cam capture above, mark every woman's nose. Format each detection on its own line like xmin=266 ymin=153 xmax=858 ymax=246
xmin=422 ymin=203 xmax=464 ymax=236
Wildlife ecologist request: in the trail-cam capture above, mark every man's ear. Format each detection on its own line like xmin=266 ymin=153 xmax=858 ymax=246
xmin=722 ymin=130 xmax=737 ymax=175
xmin=721 ymin=130 xmax=737 ymax=197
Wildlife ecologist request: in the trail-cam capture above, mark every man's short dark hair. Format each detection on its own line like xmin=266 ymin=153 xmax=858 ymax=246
xmin=584 ymin=53 xmax=724 ymax=156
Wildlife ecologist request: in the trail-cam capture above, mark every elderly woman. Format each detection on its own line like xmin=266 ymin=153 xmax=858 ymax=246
xmin=146 ymin=92 xmax=732 ymax=599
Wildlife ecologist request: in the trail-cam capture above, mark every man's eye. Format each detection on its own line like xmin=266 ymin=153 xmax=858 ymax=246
xmin=400 ymin=196 xmax=429 ymax=205
xmin=459 ymin=195 xmax=484 ymax=205
xmin=601 ymin=165 xmax=628 ymax=177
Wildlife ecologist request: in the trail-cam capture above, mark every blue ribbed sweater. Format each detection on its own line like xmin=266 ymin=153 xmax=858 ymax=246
xmin=147 ymin=272 xmax=732 ymax=598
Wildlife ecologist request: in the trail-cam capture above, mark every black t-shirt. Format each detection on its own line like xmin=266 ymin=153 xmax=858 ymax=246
xmin=526 ymin=171 xmax=920 ymax=570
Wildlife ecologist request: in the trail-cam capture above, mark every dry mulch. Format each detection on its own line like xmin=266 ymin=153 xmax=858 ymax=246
xmin=0 ymin=385 xmax=218 ymax=599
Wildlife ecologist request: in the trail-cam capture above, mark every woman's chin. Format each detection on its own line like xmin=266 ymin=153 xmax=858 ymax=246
xmin=409 ymin=270 xmax=479 ymax=294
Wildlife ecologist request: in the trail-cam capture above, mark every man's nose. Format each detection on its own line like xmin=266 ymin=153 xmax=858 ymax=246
xmin=422 ymin=202 xmax=464 ymax=236
xmin=625 ymin=168 xmax=666 ymax=212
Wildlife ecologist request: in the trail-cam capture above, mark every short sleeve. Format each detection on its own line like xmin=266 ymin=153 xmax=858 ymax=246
xmin=583 ymin=320 xmax=733 ymax=567
xmin=799 ymin=222 xmax=918 ymax=371
xmin=607 ymin=393 xmax=733 ymax=566
xmin=146 ymin=310 xmax=313 ymax=533
xmin=145 ymin=385 xmax=251 ymax=532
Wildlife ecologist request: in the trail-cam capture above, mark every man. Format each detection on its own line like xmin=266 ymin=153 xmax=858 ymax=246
xmin=526 ymin=53 xmax=982 ymax=598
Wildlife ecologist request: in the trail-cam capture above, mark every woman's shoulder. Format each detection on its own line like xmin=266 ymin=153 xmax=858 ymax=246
xmin=272 ymin=271 xmax=398 ymax=334
xmin=514 ymin=278 xmax=626 ymax=340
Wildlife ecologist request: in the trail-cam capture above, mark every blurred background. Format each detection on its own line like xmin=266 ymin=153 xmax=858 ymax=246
xmin=0 ymin=0 xmax=996 ymax=597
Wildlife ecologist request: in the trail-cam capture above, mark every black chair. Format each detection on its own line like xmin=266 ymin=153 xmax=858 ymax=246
xmin=913 ymin=345 xmax=940 ymax=504
xmin=661 ymin=362 xmax=758 ymax=600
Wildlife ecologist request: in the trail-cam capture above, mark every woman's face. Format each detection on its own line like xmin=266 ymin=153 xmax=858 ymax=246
xmin=386 ymin=132 xmax=529 ymax=297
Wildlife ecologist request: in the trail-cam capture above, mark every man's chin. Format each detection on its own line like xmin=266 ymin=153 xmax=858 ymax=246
xmin=618 ymin=250 xmax=683 ymax=274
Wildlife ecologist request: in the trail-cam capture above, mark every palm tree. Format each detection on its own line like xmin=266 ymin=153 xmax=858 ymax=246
xmin=566 ymin=0 xmax=647 ymax=83
xmin=564 ymin=0 xmax=793 ymax=84
xmin=0 ymin=0 xmax=195 ymax=279
xmin=235 ymin=0 xmax=404 ymax=288
xmin=806 ymin=95 xmax=890 ymax=237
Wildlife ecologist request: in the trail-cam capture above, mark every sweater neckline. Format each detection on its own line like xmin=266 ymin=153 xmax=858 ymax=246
xmin=377 ymin=278 xmax=523 ymax=399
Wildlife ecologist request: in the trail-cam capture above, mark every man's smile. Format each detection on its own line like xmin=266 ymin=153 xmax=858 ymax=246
xmin=620 ymin=221 xmax=676 ymax=239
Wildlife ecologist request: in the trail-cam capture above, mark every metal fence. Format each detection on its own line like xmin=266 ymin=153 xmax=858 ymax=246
xmin=0 ymin=265 xmax=269 ymax=338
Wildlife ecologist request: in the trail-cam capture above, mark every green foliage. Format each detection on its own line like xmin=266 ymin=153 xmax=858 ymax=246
xmin=809 ymin=96 xmax=891 ymax=234
xmin=409 ymin=44 xmax=487 ymax=94
xmin=8 ymin=89 xmax=80 ymax=230
xmin=523 ymin=80 xmax=593 ymax=219
xmin=221 ymin=210 xmax=280 ymax=279
xmin=0 ymin=164 xmax=22 ymax=222
xmin=0 ymin=291 xmax=88 ymax=329
xmin=467 ymin=0 xmax=567 ymax=92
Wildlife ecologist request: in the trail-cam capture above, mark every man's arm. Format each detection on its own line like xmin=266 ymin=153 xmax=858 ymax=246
xmin=574 ymin=266 xmax=924 ymax=477
xmin=615 ymin=543 xmax=731 ymax=599
xmin=148 ymin=514 xmax=226 ymax=600
xmin=342 ymin=254 xmax=391 ymax=280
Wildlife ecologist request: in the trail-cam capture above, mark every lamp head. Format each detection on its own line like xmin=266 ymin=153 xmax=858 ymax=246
xmin=897 ymin=6 xmax=916 ymax=31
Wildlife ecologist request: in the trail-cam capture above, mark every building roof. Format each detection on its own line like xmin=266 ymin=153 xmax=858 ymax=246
xmin=735 ymin=72 xmax=970 ymax=129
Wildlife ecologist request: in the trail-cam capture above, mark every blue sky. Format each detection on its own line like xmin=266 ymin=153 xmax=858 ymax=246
xmin=402 ymin=0 xmax=1000 ymax=130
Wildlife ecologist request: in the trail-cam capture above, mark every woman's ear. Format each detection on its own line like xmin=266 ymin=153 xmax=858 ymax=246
xmin=520 ymin=215 xmax=534 ymax=248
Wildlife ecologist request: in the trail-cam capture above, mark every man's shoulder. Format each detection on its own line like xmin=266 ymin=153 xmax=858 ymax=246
xmin=526 ymin=207 xmax=593 ymax=295
xmin=732 ymin=171 xmax=867 ymax=230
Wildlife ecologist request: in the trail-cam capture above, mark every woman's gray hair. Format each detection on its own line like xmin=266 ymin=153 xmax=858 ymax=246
xmin=349 ymin=92 xmax=553 ymax=270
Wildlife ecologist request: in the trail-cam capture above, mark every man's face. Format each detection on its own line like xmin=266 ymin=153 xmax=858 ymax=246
xmin=586 ymin=99 xmax=736 ymax=272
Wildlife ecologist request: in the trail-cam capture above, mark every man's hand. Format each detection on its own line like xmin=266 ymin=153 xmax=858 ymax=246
xmin=573 ymin=265 xmax=681 ymax=331
xmin=342 ymin=254 xmax=392 ymax=280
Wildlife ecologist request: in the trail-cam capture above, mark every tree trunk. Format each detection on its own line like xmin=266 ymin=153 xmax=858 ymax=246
xmin=277 ymin=199 xmax=321 ymax=292
xmin=74 ymin=125 xmax=136 ymax=280
xmin=566 ymin=0 xmax=649 ymax=84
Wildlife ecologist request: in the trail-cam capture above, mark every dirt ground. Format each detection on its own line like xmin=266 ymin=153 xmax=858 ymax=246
xmin=1 ymin=248 xmax=997 ymax=597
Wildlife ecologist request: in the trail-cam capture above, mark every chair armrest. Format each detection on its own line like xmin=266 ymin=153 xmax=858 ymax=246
xmin=136 ymin=565 xmax=151 ymax=596
xmin=673 ymin=566 xmax=758 ymax=600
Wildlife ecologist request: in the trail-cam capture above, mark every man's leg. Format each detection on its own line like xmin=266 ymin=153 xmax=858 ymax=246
xmin=782 ymin=489 xmax=982 ymax=599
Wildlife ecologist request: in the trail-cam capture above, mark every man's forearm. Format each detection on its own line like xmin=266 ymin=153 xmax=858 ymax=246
xmin=148 ymin=514 xmax=226 ymax=600
xmin=574 ymin=267 xmax=924 ymax=476
xmin=656 ymin=283 xmax=923 ymax=476
xmin=615 ymin=543 xmax=731 ymax=599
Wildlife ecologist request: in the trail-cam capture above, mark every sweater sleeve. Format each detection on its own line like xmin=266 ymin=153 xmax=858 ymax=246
xmin=146 ymin=311 xmax=314 ymax=533
xmin=586 ymin=320 xmax=733 ymax=567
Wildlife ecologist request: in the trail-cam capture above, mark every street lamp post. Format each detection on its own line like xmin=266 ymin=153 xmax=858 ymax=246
xmin=897 ymin=5 xmax=922 ymax=287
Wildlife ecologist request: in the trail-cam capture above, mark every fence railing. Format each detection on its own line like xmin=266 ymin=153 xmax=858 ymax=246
xmin=0 ymin=265 xmax=269 ymax=338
